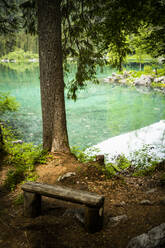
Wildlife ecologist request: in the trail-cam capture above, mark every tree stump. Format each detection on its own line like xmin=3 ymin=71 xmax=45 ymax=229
xmin=96 ymin=155 xmax=105 ymax=166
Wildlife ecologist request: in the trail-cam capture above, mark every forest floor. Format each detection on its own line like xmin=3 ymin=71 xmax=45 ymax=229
xmin=1 ymin=152 xmax=165 ymax=248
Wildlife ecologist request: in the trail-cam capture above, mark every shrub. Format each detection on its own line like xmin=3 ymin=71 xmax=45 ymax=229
xmin=0 ymin=92 xmax=19 ymax=115
xmin=1 ymin=125 xmax=48 ymax=190
xmin=144 ymin=65 xmax=153 ymax=74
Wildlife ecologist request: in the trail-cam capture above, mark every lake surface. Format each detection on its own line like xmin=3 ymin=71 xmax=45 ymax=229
xmin=0 ymin=63 xmax=165 ymax=149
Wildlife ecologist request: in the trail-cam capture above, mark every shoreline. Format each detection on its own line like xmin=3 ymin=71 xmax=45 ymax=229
xmin=103 ymin=71 xmax=165 ymax=94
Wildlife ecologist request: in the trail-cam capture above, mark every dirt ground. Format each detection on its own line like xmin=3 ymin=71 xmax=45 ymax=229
xmin=1 ymin=152 xmax=165 ymax=248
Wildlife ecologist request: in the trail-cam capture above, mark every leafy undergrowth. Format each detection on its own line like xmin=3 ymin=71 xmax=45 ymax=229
xmin=1 ymin=152 xmax=165 ymax=248
xmin=71 ymin=144 xmax=165 ymax=179
xmin=1 ymin=126 xmax=51 ymax=191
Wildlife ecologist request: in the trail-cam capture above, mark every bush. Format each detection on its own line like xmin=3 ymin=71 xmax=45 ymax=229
xmin=144 ymin=65 xmax=153 ymax=74
xmin=1 ymin=125 xmax=49 ymax=190
xmin=5 ymin=167 xmax=25 ymax=191
xmin=1 ymin=48 xmax=39 ymax=62
xmin=0 ymin=92 xmax=19 ymax=115
xmin=71 ymin=146 xmax=98 ymax=163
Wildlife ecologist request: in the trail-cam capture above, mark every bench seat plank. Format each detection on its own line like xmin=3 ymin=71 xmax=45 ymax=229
xmin=22 ymin=182 xmax=104 ymax=207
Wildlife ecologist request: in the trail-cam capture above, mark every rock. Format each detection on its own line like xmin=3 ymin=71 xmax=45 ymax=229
xmin=112 ymin=77 xmax=119 ymax=83
xmin=12 ymin=140 xmax=24 ymax=144
xmin=140 ymin=200 xmax=152 ymax=205
xmin=134 ymin=75 xmax=154 ymax=86
xmin=9 ymin=59 xmax=16 ymax=63
xmin=114 ymin=201 xmax=126 ymax=207
xmin=1 ymin=59 xmax=9 ymax=63
xmin=123 ymin=71 xmax=130 ymax=78
xmin=57 ymin=172 xmax=76 ymax=181
xmin=103 ymin=76 xmax=114 ymax=83
xmin=127 ymin=223 xmax=165 ymax=248
xmin=146 ymin=188 xmax=157 ymax=194
xmin=109 ymin=214 xmax=128 ymax=226
xmin=154 ymin=76 xmax=165 ymax=84
xmin=120 ymin=79 xmax=127 ymax=84
xmin=104 ymin=78 xmax=111 ymax=83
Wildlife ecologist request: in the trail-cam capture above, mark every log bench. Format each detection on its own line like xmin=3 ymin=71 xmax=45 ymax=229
xmin=21 ymin=182 xmax=104 ymax=233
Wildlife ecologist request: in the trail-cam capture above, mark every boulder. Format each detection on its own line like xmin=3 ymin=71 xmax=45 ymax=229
xmin=127 ymin=223 xmax=165 ymax=248
xmin=154 ymin=76 xmax=165 ymax=84
xmin=134 ymin=75 xmax=154 ymax=86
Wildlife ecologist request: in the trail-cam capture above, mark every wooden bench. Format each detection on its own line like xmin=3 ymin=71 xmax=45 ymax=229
xmin=21 ymin=182 xmax=104 ymax=233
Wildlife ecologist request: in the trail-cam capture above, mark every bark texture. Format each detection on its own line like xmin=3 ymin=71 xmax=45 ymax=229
xmin=37 ymin=0 xmax=70 ymax=153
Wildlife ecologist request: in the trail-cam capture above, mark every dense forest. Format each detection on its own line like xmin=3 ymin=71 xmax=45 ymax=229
xmin=0 ymin=32 xmax=38 ymax=57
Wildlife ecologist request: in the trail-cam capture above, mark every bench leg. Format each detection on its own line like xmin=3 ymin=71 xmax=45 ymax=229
xmin=23 ymin=191 xmax=41 ymax=218
xmin=84 ymin=206 xmax=104 ymax=233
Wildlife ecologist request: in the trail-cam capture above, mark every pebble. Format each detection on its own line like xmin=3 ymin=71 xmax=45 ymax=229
xmin=114 ymin=201 xmax=126 ymax=207
xmin=109 ymin=215 xmax=128 ymax=226
xmin=145 ymin=188 xmax=157 ymax=194
xmin=57 ymin=172 xmax=76 ymax=181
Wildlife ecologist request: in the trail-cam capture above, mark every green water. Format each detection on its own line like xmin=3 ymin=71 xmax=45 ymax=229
xmin=0 ymin=63 xmax=165 ymax=149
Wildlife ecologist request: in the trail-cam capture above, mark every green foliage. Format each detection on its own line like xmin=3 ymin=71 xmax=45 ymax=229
xmin=104 ymin=154 xmax=132 ymax=178
xmin=72 ymin=145 xmax=164 ymax=179
xmin=107 ymin=35 xmax=131 ymax=71
xmin=115 ymin=154 xmax=132 ymax=170
xmin=126 ymin=54 xmax=153 ymax=64
xmin=1 ymin=126 xmax=48 ymax=191
xmin=159 ymin=172 xmax=165 ymax=186
xmin=133 ymin=163 xmax=157 ymax=176
xmin=0 ymin=92 xmax=19 ymax=115
xmin=143 ymin=65 xmax=153 ymax=74
xmin=14 ymin=193 xmax=24 ymax=205
xmin=128 ymin=65 xmax=165 ymax=79
xmin=0 ymin=61 xmax=39 ymax=72
xmin=151 ymin=83 xmax=165 ymax=88
xmin=5 ymin=142 xmax=47 ymax=168
xmin=157 ymin=66 xmax=165 ymax=76
xmin=130 ymin=144 xmax=162 ymax=169
xmin=103 ymin=164 xmax=117 ymax=178
xmin=1 ymin=49 xmax=38 ymax=62
xmin=5 ymin=167 xmax=25 ymax=191
xmin=0 ymin=0 xmax=21 ymax=34
xmin=71 ymin=146 xmax=98 ymax=163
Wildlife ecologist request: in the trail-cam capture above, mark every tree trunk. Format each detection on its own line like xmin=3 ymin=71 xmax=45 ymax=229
xmin=37 ymin=0 xmax=70 ymax=153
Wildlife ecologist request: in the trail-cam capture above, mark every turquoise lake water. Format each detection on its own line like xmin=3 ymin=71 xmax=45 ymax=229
xmin=0 ymin=63 xmax=165 ymax=149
